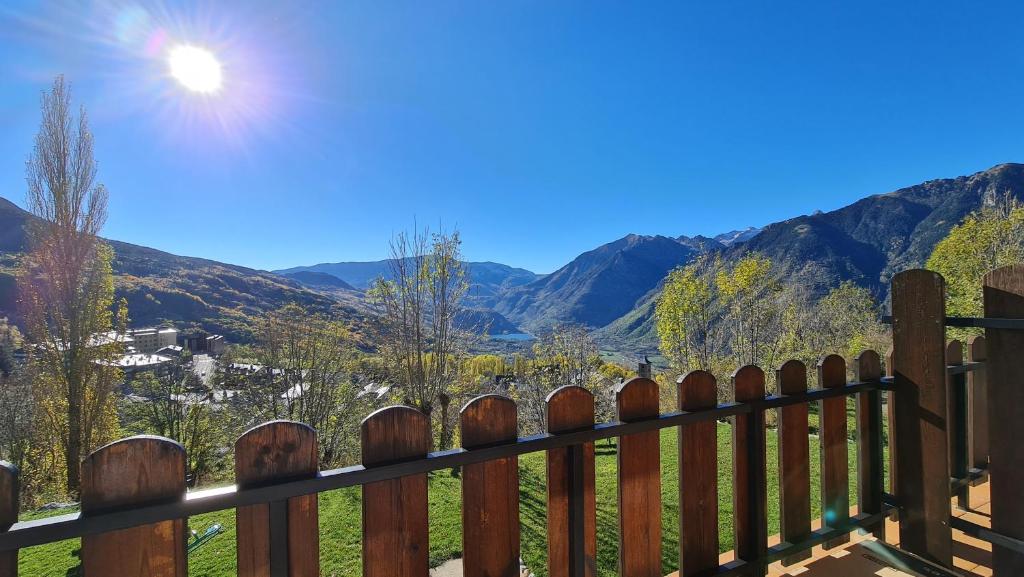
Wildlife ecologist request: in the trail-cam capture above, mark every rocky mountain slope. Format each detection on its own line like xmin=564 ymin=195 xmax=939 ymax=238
xmin=599 ymin=163 xmax=1024 ymax=352
xmin=494 ymin=234 xmax=700 ymax=332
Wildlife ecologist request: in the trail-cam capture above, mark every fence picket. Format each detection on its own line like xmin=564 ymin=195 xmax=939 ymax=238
xmin=546 ymin=385 xmax=597 ymax=577
xmin=0 ymin=462 xmax=17 ymax=577
xmin=854 ymin=350 xmax=884 ymax=539
xmin=80 ymin=436 xmax=187 ymax=577
xmin=235 ymin=420 xmax=319 ymax=577
xmin=677 ymin=371 xmax=719 ymax=577
xmin=982 ymin=265 xmax=1024 ymax=574
xmin=891 ymin=269 xmax=952 ymax=567
xmin=732 ymin=366 xmax=767 ymax=577
xmin=361 ymin=406 xmax=431 ymax=577
xmin=967 ymin=336 xmax=989 ymax=472
xmin=460 ymin=395 xmax=520 ymax=577
xmin=885 ymin=349 xmax=897 ymax=503
xmin=946 ymin=340 xmax=969 ymax=509
xmin=776 ymin=360 xmax=811 ymax=565
xmin=818 ymin=354 xmax=850 ymax=549
xmin=615 ymin=377 xmax=661 ymax=577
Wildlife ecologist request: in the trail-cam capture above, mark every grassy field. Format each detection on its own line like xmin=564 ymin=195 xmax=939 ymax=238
xmin=18 ymin=421 xmax=873 ymax=577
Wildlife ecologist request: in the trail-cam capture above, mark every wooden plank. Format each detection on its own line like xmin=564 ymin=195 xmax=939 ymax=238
xmin=546 ymin=385 xmax=597 ymax=577
xmin=460 ymin=395 xmax=520 ymax=577
xmin=361 ymin=406 xmax=431 ymax=577
xmin=854 ymin=350 xmax=885 ymax=540
xmin=677 ymin=371 xmax=719 ymax=577
xmin=946 ymin=340 xmax=968 ymax=509
xmin=982 ymin=265 xmax=1024 ymax=575
xmin=817 ymin=354 xmax=850 ymax=549
xmin=80 ymin=436 xmax=187 ymax=577
xmin=0 ymin=461 xmax=17 ymax=577
xmin=732 ymin=365 xmax=767 ymax=576
xmin=235 ymin=420 xmax=319 ymax=577
xmin=615 ymin=377 xmax=661 ymax=577
xmin=967 ymin=335 xmax=989 ymax=471
xmin=775 ymin=360 xmax=811 ymax=565
xmin=891 ymin=269 xmax=952 ymax=567
xmin=886 ymin=349 xmax=897 ymax=507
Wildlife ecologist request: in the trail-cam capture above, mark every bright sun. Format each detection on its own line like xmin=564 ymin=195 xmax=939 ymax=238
xmin=168 ymin=45 xmax=222 ymax=93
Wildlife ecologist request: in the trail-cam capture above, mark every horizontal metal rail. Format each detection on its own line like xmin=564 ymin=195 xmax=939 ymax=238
xmin=882 ymin=315 xmax=1024 ymax=330
xmin=946 ymin=362 xmax=983 ymax=376
xmin=712 ymin=505 xmax=900 ymax=577
xmin=950 ymin=516 xmax=1024 ymax=555
xmin=950 ymin=466 xmax=989 ymax=492
xmin=0 ymin=379 xmax=888 ymax=551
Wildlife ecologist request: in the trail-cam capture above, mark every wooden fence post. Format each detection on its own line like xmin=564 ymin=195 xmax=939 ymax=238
xmin=885 ymin=350 xmax=896 ymax=504
xmin=678 ymin=371 xmax=719 ymax=577
xmin=946 ymin=340 xmax=969 ymax=510
xmin=0 ymin=461 xmax=17 ymax=577
xmin=732 ymin=366 xmax=767 ymax=577
xmin=546 ymin=385 xmax=597 ymax=577
xmin=80 ymin=436 xmax=187 ymax=577
xmin=967 ymin=336 xmax=989 ymax=473
xmin=983 ymin=265 xmax=1024 ymax=575
xmin=235 ymin=420 xmax=319 ymax=577
xmin=460 ymin=395 xmax=520 ymax=577
xmin=891 ymin=269 xmax=952 ymax=567
xmin=818 ymin=354 xmax=850 ymax=549
xmin=776 ymin=360 xmax=811 ymax=565
xmin=854 ymin=350 xmax=885 ymax=540
xmin=361 ymin=406 xmax=431 ymax=577
xmin=615 ymin=377 xmax=661 ymax=577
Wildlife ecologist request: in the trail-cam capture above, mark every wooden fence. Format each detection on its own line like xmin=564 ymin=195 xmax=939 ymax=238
xmin=0 ymin=266 xmax=1022 ymax=577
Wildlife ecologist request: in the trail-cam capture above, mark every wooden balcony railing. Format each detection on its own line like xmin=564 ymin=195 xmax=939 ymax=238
xmin=0 ymin=266 xmax=1023 ymax=577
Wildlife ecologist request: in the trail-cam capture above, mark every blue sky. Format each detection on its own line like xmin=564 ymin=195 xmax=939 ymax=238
xmin=1 ymin=1 xmax=1022 ymax=274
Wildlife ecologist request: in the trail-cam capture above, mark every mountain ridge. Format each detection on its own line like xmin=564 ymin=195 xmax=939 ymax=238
xmin=2 ymin=162 xmax=1021 ymax=353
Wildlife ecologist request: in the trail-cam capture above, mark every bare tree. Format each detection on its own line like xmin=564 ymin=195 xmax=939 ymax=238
xmin=369 ymin=226 xmax=468 ymax=449
xmin=18 ymin=76 xmax=120 ymax=495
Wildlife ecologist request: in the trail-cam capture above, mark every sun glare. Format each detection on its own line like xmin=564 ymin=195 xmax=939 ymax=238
xmin=168 ymin=45 xmax=222 ymax=93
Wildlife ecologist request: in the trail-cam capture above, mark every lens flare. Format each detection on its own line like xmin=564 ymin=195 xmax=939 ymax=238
xmin=168 ymin=45 xmax=222 ymax=93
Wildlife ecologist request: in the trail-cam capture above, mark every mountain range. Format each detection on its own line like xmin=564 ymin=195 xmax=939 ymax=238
xmin=2 ymin=162 xmax=1022 ymax=354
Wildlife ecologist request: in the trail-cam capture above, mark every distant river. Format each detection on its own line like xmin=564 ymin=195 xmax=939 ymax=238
xmin=491 ymin=333 xmax=535 ymax=342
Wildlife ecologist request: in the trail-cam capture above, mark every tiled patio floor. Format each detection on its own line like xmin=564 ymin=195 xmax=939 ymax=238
xmin=765 ymin=482 xmax=992 ymax=577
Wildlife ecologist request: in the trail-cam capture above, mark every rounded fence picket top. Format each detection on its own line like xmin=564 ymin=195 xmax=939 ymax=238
xmin=81 ymin=435 xmax=186 ymax=512
xmin=614 ymin=377 xmax=659 ymax=422
xmin=730 ymin=365 xmax=765 ymax=402
xmin=545 ymin=385 xmax=594 ymax=434
xmin=817 ymin=354 xmax=846 ymax=381
xmin=678 ymin=370 xmax=717 ymax=410
xmin=235 ymin=420 xmax=318 ymax=483
xmin=776 ymin=360 xmax=807 ymax=395
xmin=360 ymin=405 xmax=431 ymax=465
xmin=460 ymin=394 xmax=517 ymax=448
xmin=854 ymin=349 xmax=881 ymax=381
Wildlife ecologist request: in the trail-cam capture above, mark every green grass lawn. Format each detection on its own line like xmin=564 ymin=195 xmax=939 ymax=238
xmin=19 ymin=421 xmax=879 ymax=577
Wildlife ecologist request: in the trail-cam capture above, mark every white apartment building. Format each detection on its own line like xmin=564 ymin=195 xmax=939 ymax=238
xmin=129 ymin=327 xmax=179 ymax=353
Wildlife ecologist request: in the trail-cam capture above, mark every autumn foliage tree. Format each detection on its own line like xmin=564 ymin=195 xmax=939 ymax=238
xmin=927 ymin=192 xmax=1024 ymax=339
xmin=18 ymin=76 xmax=122 ymax=496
